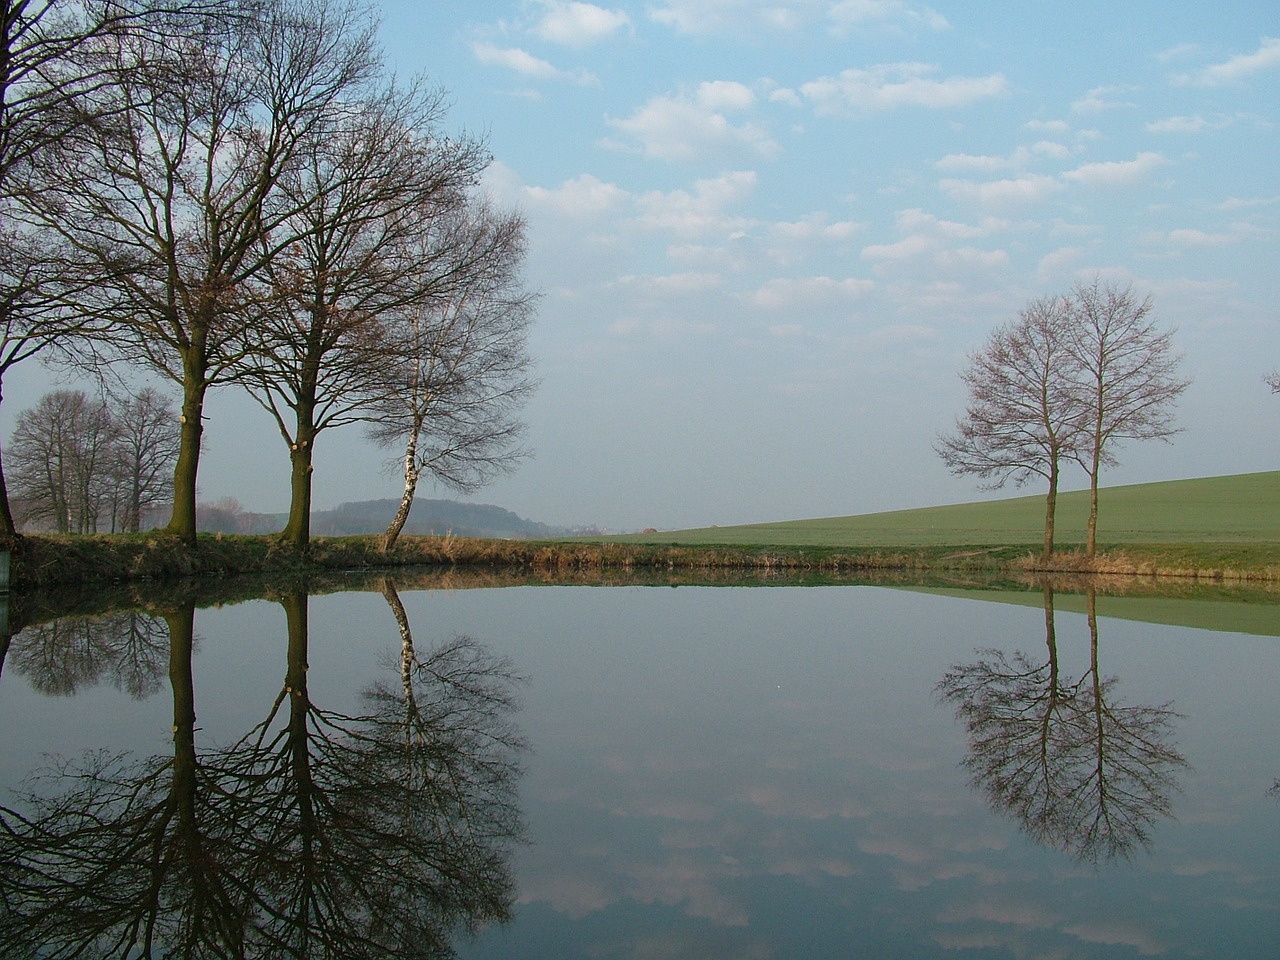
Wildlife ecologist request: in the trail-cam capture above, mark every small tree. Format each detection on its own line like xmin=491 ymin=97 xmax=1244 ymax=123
xmin=937 ymin=296 xmax=1084 ymax=560
xmin=10 ymin=390 xmax=120 ymax=533
xmin=1266 ymin=371 xmax=1279 ymax=394
xmin=1066 ymin=280 xmax=1190 ymax=556
xmin=108 ymin=387 xmax=180 ymax=532
xmin=367 ymin=200 xmax=536 ymax=552
xmin=9 ymin=386 xmax=177 ymax=533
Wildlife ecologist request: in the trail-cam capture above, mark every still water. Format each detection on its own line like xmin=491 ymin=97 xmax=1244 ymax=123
xmin=0 ymin=576 xmax=1277 ymax=958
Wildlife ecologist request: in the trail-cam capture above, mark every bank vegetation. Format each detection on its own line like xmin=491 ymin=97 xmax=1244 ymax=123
xmin=6 ymin=531 xmax=1278 ymax=592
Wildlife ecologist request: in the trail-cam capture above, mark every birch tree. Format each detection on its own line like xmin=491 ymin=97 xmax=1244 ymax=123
xmin=367 ymin=201 xmax=536 ymax=552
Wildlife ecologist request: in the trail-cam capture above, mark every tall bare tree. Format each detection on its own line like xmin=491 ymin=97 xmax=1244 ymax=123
xmin=240 ymin=79 xmax=489 ymax=547
xmin=0 ymin=1 xmax=233 ymax=538
xmin=26 ymin=0 xmax=380 ymax=545
xmin=936 ymin=295 xmax=1085 ymax=560
xmin=1066 ymin=279 xmax=1190 ymax=556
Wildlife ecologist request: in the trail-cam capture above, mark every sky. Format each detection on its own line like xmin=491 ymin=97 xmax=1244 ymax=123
xmin=10 ymin=0 xmax=1280 ymax=531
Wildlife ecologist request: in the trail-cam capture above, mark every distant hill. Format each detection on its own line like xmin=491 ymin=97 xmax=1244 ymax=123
xmin=310 ymin=498 xmax=572 ymax=539
xmin=617 ymin=472 xmax=1280 ymax=548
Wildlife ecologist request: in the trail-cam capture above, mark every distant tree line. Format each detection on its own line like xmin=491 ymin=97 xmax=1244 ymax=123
xmin=9 ymin=387 xmax=178 ymax=534
xmin=0 ymin=0 xmax=535 ymax=549
xmin=937 ymin=278 xmax=1190 ymax=560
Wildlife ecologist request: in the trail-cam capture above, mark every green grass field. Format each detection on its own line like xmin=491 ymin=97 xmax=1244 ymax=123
xmin=621 ymin=471 xmax=1279 ymax=548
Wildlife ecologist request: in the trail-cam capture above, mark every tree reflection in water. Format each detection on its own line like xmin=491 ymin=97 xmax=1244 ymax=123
xmin=0 ymin=582 xmax=525 ymax=958
xmin=937 ymin=583 xmax=1188 ymax=863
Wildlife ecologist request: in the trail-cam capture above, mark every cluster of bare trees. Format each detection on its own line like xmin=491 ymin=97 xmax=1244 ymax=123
xmin=937 ymin=279 xmax=1190 ymax=560
xmin=8 ymin=387 xmax=178 ymax=533
xmin=1 ymin=0 xmax=535 ymax=549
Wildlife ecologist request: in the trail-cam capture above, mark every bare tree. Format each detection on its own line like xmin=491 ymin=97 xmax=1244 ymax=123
xmin=240 ymin=79 xmax=489 ymax=547
xmin=25 ymin=0 xmax=381 ymax=545
xmin=107 ymin=386 xmax=179 ymax=532
xmin=0 ymin=2 xmax=240 ymax=539
xmin=368 ymin=200 xmax=537 ymax=552
xmin=1066 ymin=280 xmax=1190 ymax=556
xmin=1265 ymin=371 xmax=1279 ymax=394
xmin=8 ymin=386 xmax=176 ymax=533
xmin=936 ymin=295 xmax=1084 ymax=560
xmin=9 ymin=389 xmax=120 ymax=532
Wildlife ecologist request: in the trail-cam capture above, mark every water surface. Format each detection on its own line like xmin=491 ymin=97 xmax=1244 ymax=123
xmin=0 ymin=577 xmax=1276 ymax=957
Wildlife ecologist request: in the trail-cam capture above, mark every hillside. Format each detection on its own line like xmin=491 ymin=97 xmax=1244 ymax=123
xmin=618 ymin=472 xmax=1280 ymax=548
xmin=195 ymin=498 xmax=574 ymax=539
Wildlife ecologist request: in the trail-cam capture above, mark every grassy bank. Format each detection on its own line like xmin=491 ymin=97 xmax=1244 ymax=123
xmin=5 ymin=472 xmax=1276 ymax=589
xmin=7 ymin=530 xmax=1279 ymax=591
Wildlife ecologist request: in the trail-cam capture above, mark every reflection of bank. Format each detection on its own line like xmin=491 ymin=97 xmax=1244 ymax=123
xmin=937 ymin=581 xmax=1188 ymax=863
xmin=0 ymin=585 xmax=525 ymax=957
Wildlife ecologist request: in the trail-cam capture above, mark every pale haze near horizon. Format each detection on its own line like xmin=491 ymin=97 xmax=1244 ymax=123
xmin=7 ymin=1 xmax=1278 ymax=532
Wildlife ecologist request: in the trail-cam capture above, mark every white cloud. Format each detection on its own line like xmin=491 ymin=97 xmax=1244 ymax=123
xmin=861 ymin=233 xmax=935 ymax=262
xmin=533 ymin=1 xmax=630 ymax=48
xmin=471 ymin=42 xmax=595 ymax=84
xmin=1031 ymin=140 xmax=1071 ymax=160
xmin=697 ymin=79 xmax=757 ymax=111
xmin=1062 ymin=152 xmax=1168 ymax=187
xmin=1146 ymin=114 xmax=1211 ymax=134
xmin=1071 ymin=85 xmax=1136 ymax=113
xmin=935 ymin=152 xmax=1009 ymax=174
xmin=939 ymin=174 xmax=1063 ymax=208
xmin=1035 ymin=245 xmax=1088 ymax=284
xmin=635 ymin=171 xmax=759 ymax=237
xmin=524 ymin=173 xmax=631 ymax=218
xmin=606 ymin=84 xmax=779 ymax=162
xmin=1164 ymin=228 xmax=1237 ymax=247
xmin=747 ymin=276 xmax=873 ymax=310
xmin=828 ymin=0 xmax=949 ymax=31
xmin=1025 ymin=118 xmax=1069 ymax=134
xmin=648 ymin=0 xmax=947 ymax=35
xmin=895 ymin=208 xmax=984 ymax=239
xmin=800 ymin=63 xmax=1007 ymax=114
xmin=1194 ymin=36 xmax=1280 ymax=85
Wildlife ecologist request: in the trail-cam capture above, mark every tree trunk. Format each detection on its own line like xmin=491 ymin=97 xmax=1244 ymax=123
xmin=167 ymin=354 xmax=208 ymax=546
xmin=0 ymin=435 xmax=18 ymax=539
xmin=382 ymin=431 xmax=421 ymax=553
xmin=0 ymin=379 xmax=18 ymax=538
xmin=281 ymin=427 xmax=315 ymax=547
xmin=1086 ymin=436 xmax=1102 ymax=557
xmin=1041 ymin=454 xmax=1059 ymax=562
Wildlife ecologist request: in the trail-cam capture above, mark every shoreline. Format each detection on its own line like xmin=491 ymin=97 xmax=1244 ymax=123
xmin=8 ymin=531 xmax=1279 ymax=591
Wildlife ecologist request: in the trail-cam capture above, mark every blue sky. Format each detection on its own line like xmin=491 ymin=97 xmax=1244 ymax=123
xmin=13 ymin=0 xmax=1279 ymax=530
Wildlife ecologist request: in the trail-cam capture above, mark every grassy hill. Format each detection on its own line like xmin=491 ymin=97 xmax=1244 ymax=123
xmin=620 ymin=472 xmax=1279 ymax=548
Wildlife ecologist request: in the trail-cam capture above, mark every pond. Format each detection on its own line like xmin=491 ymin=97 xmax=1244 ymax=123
xmin=0 ymin=574 xmax=1277 ymax=958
